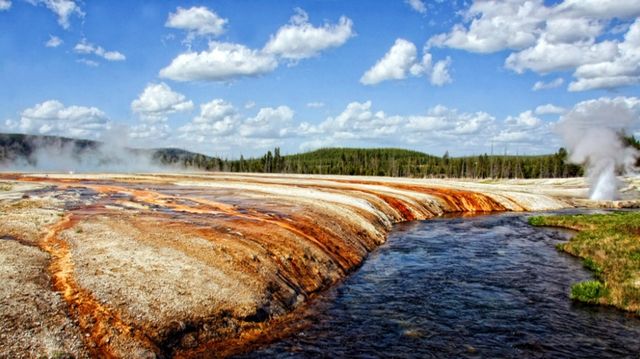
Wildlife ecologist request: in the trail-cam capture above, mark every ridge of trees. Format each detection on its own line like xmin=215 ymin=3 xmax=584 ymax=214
xmin=6 ymin=132 xmax=640 ymax=179
xmin=179 ymin=147 xmax=584 ymax=179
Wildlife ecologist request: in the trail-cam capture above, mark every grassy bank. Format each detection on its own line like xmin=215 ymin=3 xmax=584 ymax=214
xmin=529 ymin=212 xmax=640 ymax=314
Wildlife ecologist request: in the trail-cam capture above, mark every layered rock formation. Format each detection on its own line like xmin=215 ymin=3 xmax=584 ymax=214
xmin=0 ymin=173 xmax=635 ymax=357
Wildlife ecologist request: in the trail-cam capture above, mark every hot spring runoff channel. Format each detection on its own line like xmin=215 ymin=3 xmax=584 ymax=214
xmin=242 ymin=211 xmax=640 ymax=358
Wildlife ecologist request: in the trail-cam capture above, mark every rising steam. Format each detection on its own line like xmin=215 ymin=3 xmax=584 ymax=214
xmin=0 ymin=127 xmax=191 ymax=173
xmin=556 ymin=97 xmax=639 ymax=200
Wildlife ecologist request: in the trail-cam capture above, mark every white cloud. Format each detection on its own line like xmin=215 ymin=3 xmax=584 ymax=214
xmin=505 ymin=37 xmax=617 ymax=74
xmin=179 ymin=99 xmax=239 ymax=140
xmin=429 ymin=0 xmax=640 ymax=91
xmin=45 ymin=35 xmax=63 ymax=48
xmin=428 ymin=0 xmax=548 ymax=53
xmin=506 ymin=110 xmax=541 ymax=127
xmin=165 ymin=6 xmax=227 ymax=38
xmin=535 ymin=104 xmax=566 ymax=115
xmin=160 ymin=8 xmax=353 ymax=83
xmin=307 ymin=102 xmax=325 ymax=108
xmin=360 ymin=39 xmax=451 ymax=86
xmin=0 ymin=0 xmax=11 ymax=11
xmin=239 ymin=106 xmax=294 ymax=138
xmin=568 ymin=19 xmax=640 ymax=91
xmin=263 ymin=8 xmax=354 ymax=60
xmin=532 ymin=77 xmax=564 ymax=91
xmin=406 ymin=0 xmax=427 ymax=14
xmin=430 ymin=57 xmax=452 ymax=86
xmin=74 ymin=39 xmax=126 ymax=62
xmin=29 ymin=0 xmax=84 ymax=29
xmin=159 ymin=41 xmax=277 ymax=82
xmin=554 ymin=0 xmax=640 ymax=19
xmin=493 ymin=111 xmax=552 ymax=145
xmin=298 ymin=101 xmax=498 ymax=152
xmin=360 ymin=39 xmax=429 ymax=85
xmin=543 ymin=17 xmax=603 ymax=44
xmin=8 ymin=100 xmax=109 ymax=139
xmin=131 ymin=83 xmax=194 ymax=122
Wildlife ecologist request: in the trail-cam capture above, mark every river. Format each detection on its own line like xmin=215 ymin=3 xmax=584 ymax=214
xmin=241 ymin=212 xmax=640 ymax=358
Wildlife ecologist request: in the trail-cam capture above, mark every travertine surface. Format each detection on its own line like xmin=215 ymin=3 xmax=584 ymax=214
xmin=0 ymin=173 xmax=637 ymax=357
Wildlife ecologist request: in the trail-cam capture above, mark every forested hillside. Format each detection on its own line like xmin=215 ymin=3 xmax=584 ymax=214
xmin=223 ymin=147 xmax=584 ymax=179
xmin=0 ymin=132 xmax=608 ymax=179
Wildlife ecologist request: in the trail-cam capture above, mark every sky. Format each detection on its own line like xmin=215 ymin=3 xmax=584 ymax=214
xmin=1 ymin=0 xmax=640 ymax=158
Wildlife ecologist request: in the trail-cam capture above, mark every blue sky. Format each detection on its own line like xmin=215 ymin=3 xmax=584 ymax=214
xmin=1 ymin=0 xmax=639 ymax=157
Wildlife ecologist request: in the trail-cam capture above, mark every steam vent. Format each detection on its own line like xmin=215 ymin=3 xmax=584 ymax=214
xmin=1 ymin=173 xmax=639 ymax=358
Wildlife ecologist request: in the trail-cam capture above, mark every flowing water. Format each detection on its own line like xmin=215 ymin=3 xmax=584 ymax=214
xmin=242 ymin=212 xmax=640 ymax=358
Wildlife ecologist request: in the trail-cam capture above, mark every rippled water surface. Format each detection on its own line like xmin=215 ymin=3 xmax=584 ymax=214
xmin=242 ymin=212 xmax=640 ymax=358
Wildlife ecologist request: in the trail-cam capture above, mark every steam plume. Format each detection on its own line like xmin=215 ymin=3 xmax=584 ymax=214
xmin=556 ymin=97 xmax=639 ymax=200
xmin=0 ymin=128 xmax=195 ymax=173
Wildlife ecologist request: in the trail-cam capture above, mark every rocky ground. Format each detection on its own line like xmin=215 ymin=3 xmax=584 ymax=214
xmin=0 ymin=173 xmax=638 ymax=358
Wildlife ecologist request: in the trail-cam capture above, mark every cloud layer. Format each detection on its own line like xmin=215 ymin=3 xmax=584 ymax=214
xmin=5 ymin=100 xmax=109 ymax=139
xmin=6 ymin=95 xmax=639 ymax=158
xmin=429 ymin=0 xmax=640 ymax=91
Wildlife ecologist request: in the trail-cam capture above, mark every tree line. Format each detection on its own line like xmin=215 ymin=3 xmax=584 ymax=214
xmin=169 ymin=147 xmax=585 ymax=179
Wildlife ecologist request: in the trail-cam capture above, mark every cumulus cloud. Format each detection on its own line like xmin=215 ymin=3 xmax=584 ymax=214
xmin=298 ymin=101 xmax=501 ymax=152
xmin=506 ymin=110 xmax=541 ymax=127
xmin=165 ymin=6 xmax=227 ymax=38
xmin=263 ymin=8 xmax=354 ymax=60
xmin=45 ymin=35 xmax=63 ymax=48
xmin=535 ymin=104 xmax=566 ymax=115
xmin=131 ymin=83 xmax=194 ymax=122
xmin=360 ymin=39 xmax=429 ymax=85
xmin=29 ymin=0 xmax=84 ymax=29
xmin=74 ymin=39 xmax=126 ymax=62
xmin=429 ymin=0 xmax=640 ymax=91
xmin=178 ymin=99 xmax=239 ymax=141
xmin=428 ymin=0 xmax=548 ymax=53
xmin=505 ymin=37 xmax=617 ymax=74
xmin=239 ymin=106 xmax=294 ymax=138
xmin=360 ymin=39 xmax=451 ymax=86
xmin=568 ymin=19 xmax=640 ymax=91
xmin=160 ymin=8 xmax=353 ymax=82
xmin=492 ymin=110 xmax=553 ymax=146
xmin=430 ymin=57 xmax=452 ymax=86
xmin=532 ymin=77 xmax=564 ymax=91
xmin=406 ymin=0 xmax=427 ymax=14
xmin=5 ymin=100 xmax=109 ymax=139
xmin=159 ymin=41 xmax=277 ymax=82
xmin=0 ymin=0 xmax=11 ymax=11
xmin=554 ymin=0 xmax=640 ymax=19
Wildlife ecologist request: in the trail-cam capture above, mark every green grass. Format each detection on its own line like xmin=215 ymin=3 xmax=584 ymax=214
xmin=0 ymin=182 xmax=12 ymax=191
xmin=571 ymin=280 xmax=606 ymax=303
xmin=529 ymin=211 xmax=640 ymax=314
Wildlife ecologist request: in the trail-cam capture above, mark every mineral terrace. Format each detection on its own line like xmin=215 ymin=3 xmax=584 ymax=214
xmin=1 ymin=173 xmax=639 ymax=358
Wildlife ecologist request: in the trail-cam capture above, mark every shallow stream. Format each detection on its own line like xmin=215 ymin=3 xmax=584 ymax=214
xmin=243 ymin=212 xmax=640 ymax=358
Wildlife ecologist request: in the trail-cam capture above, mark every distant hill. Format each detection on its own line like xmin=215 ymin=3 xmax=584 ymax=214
xmin=0 ymin=132 xmax=584 ymax=178
xmin=0 ymin=133 xmax=219 ymax=170
xmin=227 ymin=146 xmax=583 ymax=178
